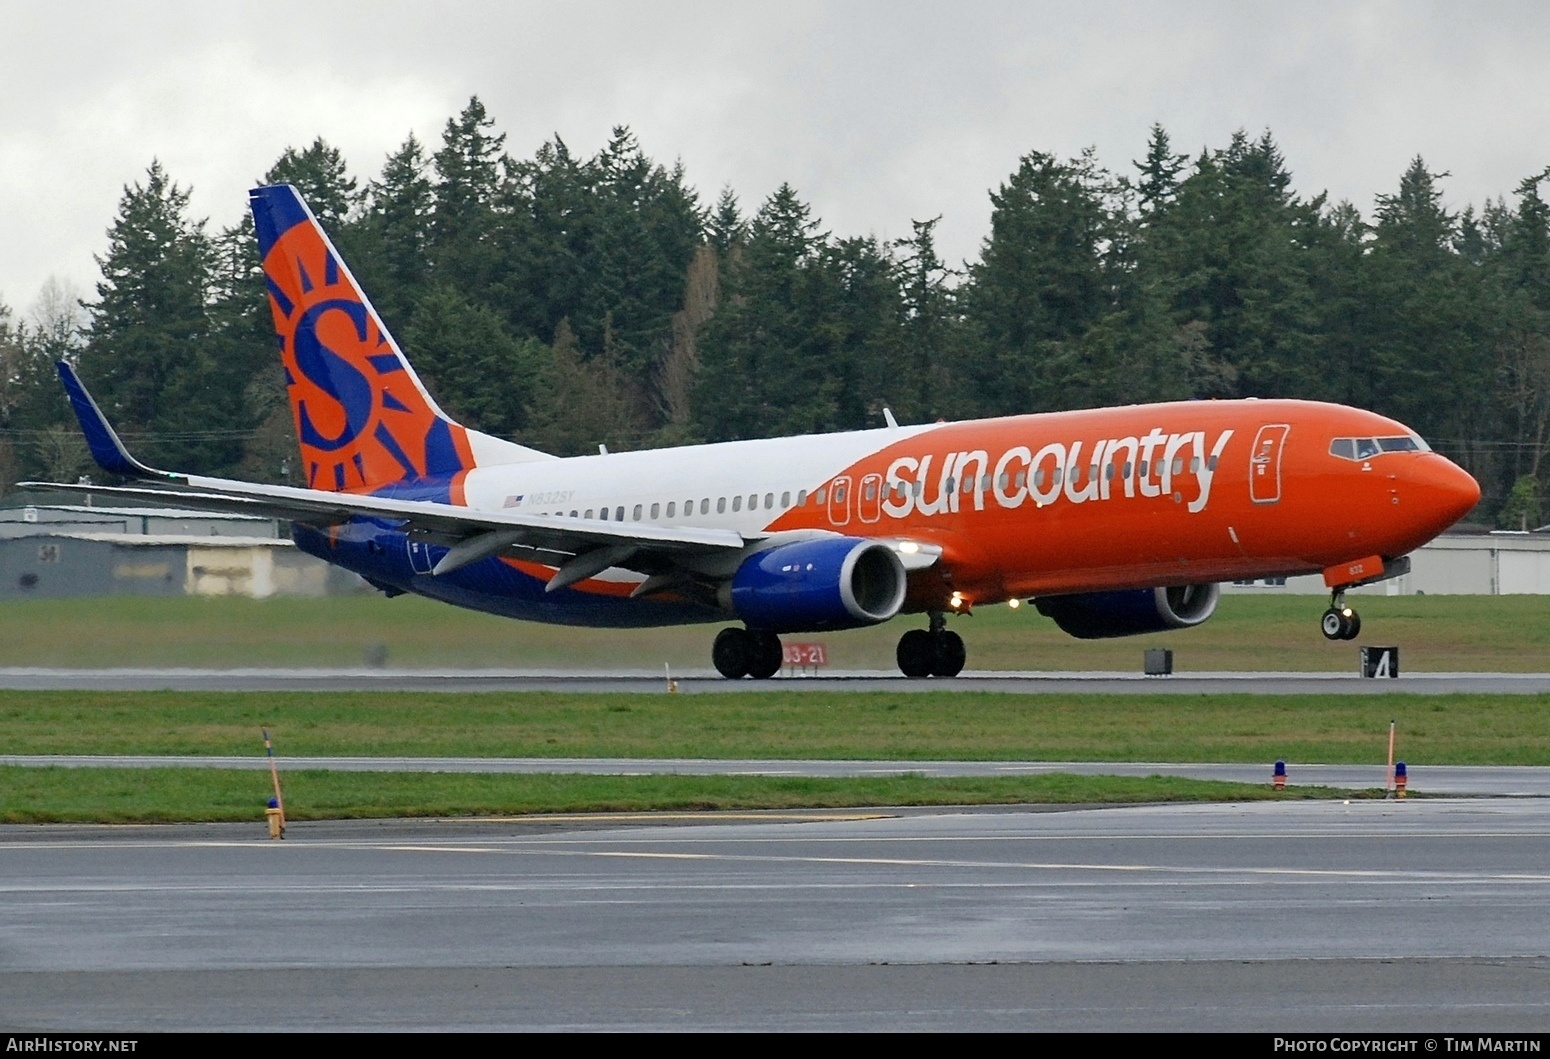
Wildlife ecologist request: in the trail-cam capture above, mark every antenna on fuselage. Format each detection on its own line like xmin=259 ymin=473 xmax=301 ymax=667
xmin=883 ymin=407 xmax=899 ymax=429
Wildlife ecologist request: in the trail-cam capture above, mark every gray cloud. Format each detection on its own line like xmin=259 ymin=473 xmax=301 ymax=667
xmin=4 ymin=1 xmax=1550 ymax=316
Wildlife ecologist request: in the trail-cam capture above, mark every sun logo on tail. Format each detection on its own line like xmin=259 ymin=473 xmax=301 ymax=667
xmin=254 ymin=185 xmax=474 ymax=494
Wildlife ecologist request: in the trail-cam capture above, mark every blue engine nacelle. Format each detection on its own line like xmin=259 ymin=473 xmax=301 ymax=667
xmin=1033 ymin=583 xmax=1220 ymax=640
xmin=727 ymin=537 xmax=908 ymax=633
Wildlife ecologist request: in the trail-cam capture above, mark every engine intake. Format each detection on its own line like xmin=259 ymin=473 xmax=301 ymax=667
xmin=728 ymin=537 xmax=907 ymax=633
xmin=1034 ymin=583 xmax=1220 ymax=640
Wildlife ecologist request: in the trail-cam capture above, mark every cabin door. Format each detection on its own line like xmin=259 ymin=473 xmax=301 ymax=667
xmin=1249 ymin=424 xmax=1290 ymax=504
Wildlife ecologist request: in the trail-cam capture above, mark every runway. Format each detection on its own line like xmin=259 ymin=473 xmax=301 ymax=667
xmin=6 ymin=666 xmax=1550 ymax=693
xmin=7 ymin=755 xmax=1550 ymax=796
xmin=3 ymin=800 xmax=1550 ymax=1030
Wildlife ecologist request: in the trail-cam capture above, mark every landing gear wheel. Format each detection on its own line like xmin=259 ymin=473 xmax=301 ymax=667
xmin=930 ymin=630 xmax=966 ymax=677
xmin=712 ymin=627 xmax=751 ymax=679
xmin=1341 ymin=612 xmax=1361 ymax=640
xmin=897 ymin=629 xmax=934 ymax=678
xmin=1320 ymin=608 xmax=1345 ymax=641
xmin=1320 ymin=607 xmax=1362 ymax=641
xmin=746 ymin=631 xmax=784 ymax=679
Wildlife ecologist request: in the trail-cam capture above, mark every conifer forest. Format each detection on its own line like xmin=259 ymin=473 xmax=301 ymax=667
xmin=5 ymin=98 xmax=1549 ymax=526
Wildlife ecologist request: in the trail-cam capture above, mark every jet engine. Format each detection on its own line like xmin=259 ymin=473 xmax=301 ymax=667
xmin=725 ymin=537 xmax=907 ymax=632
xmin=1033 ymin=583 xmax=1220 ymax=639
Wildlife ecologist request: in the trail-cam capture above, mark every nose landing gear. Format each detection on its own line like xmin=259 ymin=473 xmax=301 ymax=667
xmin=897 ymin=611 xmax=966 ymax=677
xmin=1320 ymin=591 xmax=1362 ymax=641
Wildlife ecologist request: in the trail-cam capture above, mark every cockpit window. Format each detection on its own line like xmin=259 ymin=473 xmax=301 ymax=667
xmin=1330 ymin=435 xmax=1430 ymax=461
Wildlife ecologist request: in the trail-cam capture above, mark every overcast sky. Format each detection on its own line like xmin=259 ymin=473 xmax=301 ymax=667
xmin=4 ymin=1 xmax=1550 ymax=321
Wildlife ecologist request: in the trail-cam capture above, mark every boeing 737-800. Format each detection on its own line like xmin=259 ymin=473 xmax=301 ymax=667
xmin=35 ymin=184 xmax=1482 ymax=678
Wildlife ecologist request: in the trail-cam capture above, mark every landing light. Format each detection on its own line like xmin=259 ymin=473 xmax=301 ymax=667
xmin=897 ymin=541 xmax=920 ymax=554
xmin=1008 ymin=598 xmax=1021 ymax=610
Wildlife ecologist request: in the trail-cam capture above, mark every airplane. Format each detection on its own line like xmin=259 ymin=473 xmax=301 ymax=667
xmin=33 ymin=184 xmax=1482 ymax=678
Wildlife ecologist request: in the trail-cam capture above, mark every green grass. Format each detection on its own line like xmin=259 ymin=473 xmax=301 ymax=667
xmin=1 ymin=593 xmax=1548 ymax=671
xmin=0 ymin=767 xmax=1372 ymax=824
xmin=3 ymin=688 xmax=1548 ymax=765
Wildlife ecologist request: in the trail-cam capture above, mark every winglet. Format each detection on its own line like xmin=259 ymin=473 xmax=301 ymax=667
xmin=56 ymin=361 xmax=162 ymax=478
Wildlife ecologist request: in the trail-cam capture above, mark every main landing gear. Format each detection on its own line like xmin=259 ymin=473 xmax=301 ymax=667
xmin=896 ymin=612 xmax=965 ymax=678
xmin=1320 ymin=591 xmax=1362 ymax=641
xmin=712 ymin=627 xmax=784 ymax=680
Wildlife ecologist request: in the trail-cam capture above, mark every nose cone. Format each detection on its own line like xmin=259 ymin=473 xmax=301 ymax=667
xmin=1407 ymin=454 xmax=1481 ymax=538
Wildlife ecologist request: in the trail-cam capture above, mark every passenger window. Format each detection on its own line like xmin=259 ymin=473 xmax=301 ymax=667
xmin=570 ymin=510 xmax=578 ymax=517
xmin=1139 ymin=460 xmax=1149 ymax=477
xmin=1104 ymin=463 xmax=1116 ymax=481
xmin=1189 ymin=457 xmax=1200 ymax=473
xmin=1172 ymin=457 xmax=1183 ymax=475
xmin=633 ymin=504 xmax=643 ymax=520
xmin=585 ymin=509 xmax=595 ymax=519
xmin=615 ymin=506 xmax=624 ymax=521
xmin=664 ymin=502 xmax=673 ymax=518
xmin=765 ymin=493 xmax=774 ymax=509
xmin=1207 ymin=456 xmax=1218 ymax=471
xmin=1123 ymin=461 xmax=1133 ymax=478
xmin=717 ymin=497 xmax=726 ymax=514
xmin=781 ymin=491 xmax=791 ymax=507
xmin=1053 ymin=468 xmax=1063 ymax=486
xmin=796 ymin=490 xmax=808 ymax=506
xmin=1018 ymin=471 xmax=1029 ymax=490
xmin=700 ymin=499 xmax=709 ymax=515
xmin=816 ymin=488 xmax=827 ymax=505
xmin=732 ymin=495 xmax=742 ymax=512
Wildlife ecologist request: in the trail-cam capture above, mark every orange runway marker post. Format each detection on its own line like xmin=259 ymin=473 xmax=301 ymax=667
xmin=1386 ymin=720 xmax=1397 ymax=798
xmin=1394 ymin=761 xmax=1408 ymax=799
xmin=263 ymin=728 xmax=286 ymax=839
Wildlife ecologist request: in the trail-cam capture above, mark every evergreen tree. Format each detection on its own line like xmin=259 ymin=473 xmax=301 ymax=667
xmin=525 ymin=318 xmax=645 ymax=454
xmin=962 ymin=148 xmax=1126 ymax=415
xmin=403 ymin=283 xmax=542 ymax=439
xmin=264 ymin=137 xmax=359 ymax=231
xmin=79 ymin=161 xmax=242 ymax=472
xmin=355 ymin=135 xmax=434 ymax=334
xmin=694 ymin=184 xmax=840 ymax=439
xmin=429 ymin=96 xmax=508 ymax=291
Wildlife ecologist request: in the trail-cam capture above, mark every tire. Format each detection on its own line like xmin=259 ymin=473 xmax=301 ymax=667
xmin=897 ymin=629 xmax=934 ymax=678
xmin=747 ymin=631 xmax=784 ymax=679
xmin=931 ymin=630 xmax=966 ymax=678
xmin=1320 ymin=608 xmax=1344 ymax=641
xmin=712 ymin=627 xmax=751 ymax=679
xmin=1341 ymin=612 xmax=1362 ymax=640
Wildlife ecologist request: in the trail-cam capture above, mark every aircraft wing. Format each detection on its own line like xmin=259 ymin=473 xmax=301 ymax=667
xmin=28 ymin=362 xmax=749 ymax=584
xmin=26 ymin=477 xmax=747 ymax=577
xmin=33 ymin=361 xmax=941 ymax=588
